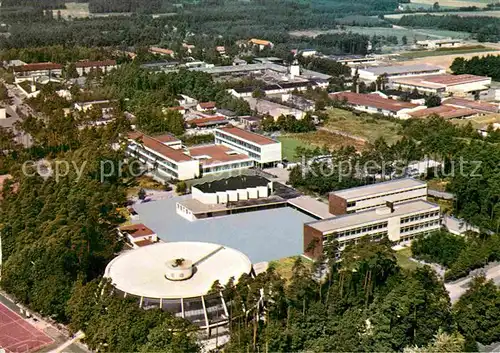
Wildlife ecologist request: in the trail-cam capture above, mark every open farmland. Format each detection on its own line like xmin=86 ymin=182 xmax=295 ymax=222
xmin=290 ymin=26 xmax=471 ymax=43
xmin=399 ymin=46 xmax=497 ymax=59
xmin=401 ymin=49 xmax=500 ymax=69
xmin=386 ymin=10 xmax=500 ymax=20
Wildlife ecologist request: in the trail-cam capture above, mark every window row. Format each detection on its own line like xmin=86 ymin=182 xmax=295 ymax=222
xmin=400 ymin=220 xmax=440 ymax=234
xmin=400 ymin=210 xmax=440 ymax=224
xmin=346 ymin=195 xmax=426 ymax=213
xmin=344 ymin=185 xmax=427 ymax=205
xmin=215 ymin=132 xmax=261 ymax=153
xmin=324 ymin=221 xmax=388 ymax=240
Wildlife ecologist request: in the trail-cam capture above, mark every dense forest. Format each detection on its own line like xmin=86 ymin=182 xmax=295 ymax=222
xmin=395 ymin=14 xmax=500 ymax=42
xmin=451 ymin=55 xmax=500 ymax=81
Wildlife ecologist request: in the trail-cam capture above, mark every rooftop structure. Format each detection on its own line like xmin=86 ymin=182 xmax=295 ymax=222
xmin=187 ymin=115 xmax=228 ymax=128
xmin=304 ymin=199 xmax=441 ymax=259
xmin=105 ymin=242 xmax=253 ymax=333
xmin=330 ymin=92 xmax=423 ymax=119
xmin=392 ymin=74 xmax=491 ymax=96
xmin=408 ymin=105 xmax=479 ymax=119
xmin=245 ymin=97 xmax=307 ymax=120
xmin=416 ymin=38 xmax=463 ymax=49
xmin=149 ymin=47 xmax=174 ymax=56
xmin=329 ymin=178 xmax=427 ymax=215
xmin=13 ymin=62 xmax=62 ymax=73
xmin=443 ymin=97 xmax=499 ymax=113
xmin=214 ymin=126 xmax=282 ymax=165
xmin=187 ymin=144 xmax=253 ymax=174
xmin=288 ymin=196 xmax=333 ymax=220
xmin=125 ymin=128 xmax=278 ymax=181
xmin=358 ymin=64 xmax=446 ymax=82
xmin=195 ymin=175 xmax=269 ymax=193
xmin=118 ymin=223 xmax=158 ymax=249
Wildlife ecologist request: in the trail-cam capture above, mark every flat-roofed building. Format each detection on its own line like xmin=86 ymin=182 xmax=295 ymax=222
xmin=416 ymin=38 xmax=463 ymax=49
xmin=304 ymin=199 xmax=441 ymax=259
xmin=13 ymin=62 xmax=63 ymax=82
xmin=214 ymin=126 xmax=282 ymax=165
xmin=126 ymin=131 xmax=200 ymax=181
xmin=329 ymin=178 xmax=427 ymax=215
xmin=75 ymin=60 xmax=117 ymax=76
xmin=329 ymin=92 xmax=424 ymax=119
xmin=187 ymin=144 xmax=254 ymax=175
xmin=391 ymin=74 xmax=491 ymax=96
xmin=358 ymin=64 xmax=445 ymax=82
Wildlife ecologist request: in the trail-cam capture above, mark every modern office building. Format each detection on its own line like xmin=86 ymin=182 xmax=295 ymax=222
xmin=304 ymin=199 xmax=441 ymax=259
xmin=187 ymin=144 xmax=254 ymax=175
xmin=104 ymin=242 xmax=253 ymax=336
xmin=329 ymin=178 xmax=428 ymax=215
xmin=214 ymin=126 xmax=282 ymax=165
xmin=126 ymin=131 xmax=200 ymax=180
xmin=391 ymin=74 xmax=491 ymax=97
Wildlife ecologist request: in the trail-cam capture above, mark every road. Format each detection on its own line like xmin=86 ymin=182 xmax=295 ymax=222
xmin=445 ymin=262 xmax=500 ymax=304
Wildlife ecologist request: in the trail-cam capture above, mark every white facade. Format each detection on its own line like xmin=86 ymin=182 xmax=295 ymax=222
xmin=306 ymin=200 xmax=441 ymax=256
xmin=416 ymin=39 xmax=463 ymax=49
xmin=330 ymin=178 xmax=428 ymax=214
xmin=214 ymin=128 xmax=282 ymax=164
xmin=192 ymin=183 xmax=271 ymax=204
xmin=358 ymin=65 xmax=446 ymax=82
xmin=126 ymin=139 xmax=200 ymax=181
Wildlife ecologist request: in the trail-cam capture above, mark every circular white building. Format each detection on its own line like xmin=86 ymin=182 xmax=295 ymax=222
xmin=104 ymin=242 xmax=253 ymax=333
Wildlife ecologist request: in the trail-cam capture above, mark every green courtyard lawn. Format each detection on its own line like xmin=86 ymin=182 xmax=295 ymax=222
xmin=395 ymin=247 xmax=422 ymax=271
xmin=324 ymin=108 xmax=403 ymax=145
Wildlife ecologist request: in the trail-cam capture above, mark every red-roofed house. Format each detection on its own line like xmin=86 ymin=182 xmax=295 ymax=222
xmin=330 ymin=92 xmax=425 ymax=119
xmin=149 ymin=47 xmax=175 ymax=57
xmin=118 ymin=223 xmax=158 ymax=248
xmin=127 ymin=131 xmax=200 ymax=180
xmin=197 ymin=101 xmax=217 ymax=111
xmin=188 ymin=116 xmax=228 ymax=128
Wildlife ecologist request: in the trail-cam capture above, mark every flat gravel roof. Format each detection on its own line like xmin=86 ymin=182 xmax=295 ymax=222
xmin=105 ymin=242 xmax=252 ymax=299
xmin=132 ymin=196 xmax=315 ymax=263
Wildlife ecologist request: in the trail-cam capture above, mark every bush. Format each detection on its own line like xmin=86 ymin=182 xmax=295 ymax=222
xmin=411 ymin=230 xmax=466 ymax=267
xmin=175 ymin=181 xmax=187 ymax=195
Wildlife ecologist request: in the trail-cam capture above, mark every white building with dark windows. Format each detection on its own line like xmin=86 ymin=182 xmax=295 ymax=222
xmin=328 ymin=178 xmax=428 ymax=215
xmin=304 ymin=199 xmax=441 ymax=259
xmin=126 ymin=131 xmax=200 ymax=181
xmin=214 ymin=126 xmax=282 ymax=165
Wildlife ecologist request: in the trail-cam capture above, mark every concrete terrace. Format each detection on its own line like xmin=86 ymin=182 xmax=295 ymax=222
xmin=132 ymin=195 xmax=315 ymax=263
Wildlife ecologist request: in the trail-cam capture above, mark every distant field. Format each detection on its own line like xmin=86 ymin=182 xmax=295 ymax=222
xmin=290 ymin=26 xmax=471 ymax=43
xmin=401 ymin=49 xmax=500 ymax=69
xmin=324 ymin=108 xmax=402 ymax=145
xmin=408 ymin=0 xmax=497 ymax=9
xmin=386 ymin=10 xmax=500 ymax=19
xmin=400 ymin=46 xmax=497 ymax=59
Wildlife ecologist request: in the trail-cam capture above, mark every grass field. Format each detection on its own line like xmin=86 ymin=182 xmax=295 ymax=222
xmin=269 ymin=256 xmax=313 ymax=283
xmin=395 ymin=247 xmax=422 ymax=271
xmin=291 ymin=26 xmax=472 ymax=43
xmin=386 ymin=9 xmax=500 ymax=19
xmin=400 ymin=46 xmax=496 ymax=59
xmin=324 ymin=108 xmax=403 ymax=145
xmin=277 ymin=136 xmax=311 ymax=162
